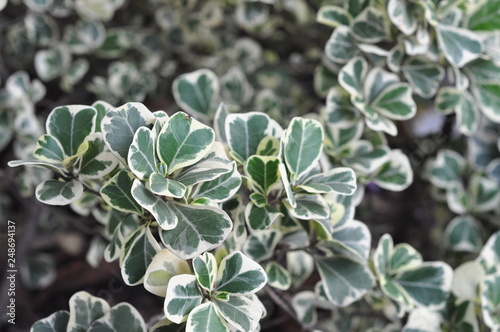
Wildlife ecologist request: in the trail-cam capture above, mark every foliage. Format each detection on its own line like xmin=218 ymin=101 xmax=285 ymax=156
xmin=0 ymin=0 xmax=499 ymax=331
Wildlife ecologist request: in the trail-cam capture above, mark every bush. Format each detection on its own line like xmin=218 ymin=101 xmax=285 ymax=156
xmin=1 ymin=0 xmax=500 ymax=331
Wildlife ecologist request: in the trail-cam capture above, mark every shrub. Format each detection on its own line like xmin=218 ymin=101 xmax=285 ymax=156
xmin=1 ymin=0 xmax=500 ymax=331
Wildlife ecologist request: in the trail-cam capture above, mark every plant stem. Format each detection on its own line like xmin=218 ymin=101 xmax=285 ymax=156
xmin=263 ymin=285 xmax=320 ymax=332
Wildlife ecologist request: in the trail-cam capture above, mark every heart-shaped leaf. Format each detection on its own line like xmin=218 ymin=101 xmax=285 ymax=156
xmin=157 ymin=112 xmax=215 ymax=174
xmin=36 ymin=179 xmax=83 ymax=206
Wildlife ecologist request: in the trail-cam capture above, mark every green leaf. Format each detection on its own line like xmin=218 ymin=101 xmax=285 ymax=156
xmin=344 ymin=141 xmax=390 ymax=173
xmin=363 ymin=67 xmax=400 ymax=106
xmin=282 ymin=117 xmax=324 ymax=184
xmin=34 ymin=134 xmax=65 ymax=163
xmin=464 ymin=59 xmax=500 ymax=83
xmin=387 ymin=43 xmax=405 ymax=73
xmin=34 ymin=46 xmax=71 ymax=81
xmin=243 ymin=229 xmax=281 ymax=263
xmin=172 ymin=69 xmax=220 ymax=121
xmin=474 ymin=82 xmax=500 ymax=123
xmin=373 ymin=149 xmax=413 ymax=191
xmin=8 ymin=160 xmax=66 ymax=176
xmin=21 ymin=253 xmax=56 ymax=290
xmin=225 ymin=112 xmax=272 ymax=163
xmin=144 ymin=249 xmax=191 ymax=297
xmin=350 ymin=7 xmax=388 ymax=43
xmin=316 ymin=256 xmax=375 ymax=306
xmin=456 ymin=91 xmax=479 ymax=136
xmin=215 ymin=295 xmax=263 ymax=332
xmin=186 ymin=302 xmax=228 ymax=332
xmin=175 ymin=142 xmax=233 ymax=187
xmin=245 ymin=155 xmax=280 ymax=195
xmin=100 ymin=170 xmax=143 ymax=214
xmin=214 ymin=103 xmax=229 ymax=143
xmin=35 ymin=179 xmax=83 ymax=206
xmin=46 ymin=105 xmax=97 ymax=157
xmin=373 ymin=233 xmax=393 ymax=278
xmin=371 ymin=83 xmax=416 ymax=120
xmin=467 ymin=0 xmax=500 ymax=31
xmin=67 ymin=291 xmax=109 ymax=332
xmin=389 ymin=243 xmax=423 ymax=275
xmin=388 ymin=0 xmax=417 ymax=35
xmin=31 ymin=310 xmax=69 ymax=332
xmin=286 ymin=194 xmax=330 ymax=220
xmin=266 ymin=261 xmax=291 ymax=290
xmin=428 ymin=149 xmax=464 ymax=189
xmin=287 ymin=250 xmax=314 ymax=288
xmin=193 ymin=252 xmax=217 ymax=292
xmin=301 ymin=167 xmax=357 ymax=195
xmin=164 ymin=275 xmax=203 ymax=324
xmin=292 ymin=291 xmax=317 ymax=327
xmin=435 ymin=87 xmax=462 ymax=114
xmin=444 ymin=215 xmax=482 ymax=252
xmin=121 ymin=226 xmax=161 ymax=286
xmin=481 ymin=274 xmax=500 ymax=329
xmin=395 ymin=262 xmax=453 ymax=309
xmin=470 ymin=174 xmax=500 ymax=212
xmin=215 ymin=251 xmax=267 ymax=294
xmin=436 ymin=24 xmax=483 ymax=68
xmin=78 ymin=133 xmax=118 ymax=179
xmin=338 ymin=56 xmax=368 ymax=99
xmin=131 ymin=180 xmax=178 ymax=230
xmin=88 ymin=303 xmax=146 ymax=332
xmin=157 ymin=112 xmax=215 ymax=175
xmin=331 ymin=219 xmax=371 ymax=261
xmin=193 ymin=162 xmax=241 ymax=202
xmin=128 ymin=127 xmax=157 ymax=180
xmin=324 ymin=26 xmax=357 ymax=64
xmin=150 ymin=173 xmax=186 ymax=199
xmin=245 ymin=203 xmax=283 ymax=230
xmin=221 ymin=66 xmax=254 ymax=106
xmin=279 ymin=163 xmax=296 ymax=208
xmin=402 ymin=59 xmax=444 ymax=98
xmin=160 ymin=203 xmax=232 ymax=259
xmin=101 ymin=102 xmax=155 ymax=165
xmin=317 ymin=5 xmax=352 ymax=27
xmin=364 ymin=115 xmax=398 ymax=136
xmin=479 ymin=231 xmax=500 ymax=275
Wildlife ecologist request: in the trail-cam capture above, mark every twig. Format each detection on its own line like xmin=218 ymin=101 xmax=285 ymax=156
xmin=263 ymin=285 xmax=320 ymax=332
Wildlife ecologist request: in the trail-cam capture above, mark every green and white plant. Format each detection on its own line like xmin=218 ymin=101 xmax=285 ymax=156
xmin=1 ymin=0 xmax=499 ymax=331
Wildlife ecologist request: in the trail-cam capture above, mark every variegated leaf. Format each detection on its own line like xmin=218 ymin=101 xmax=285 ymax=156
xmin=144 ymin=248 xmax=191 ymax=297
xmin=225 ymin=112 xmax=272 ymax=163
xmin=172 ymin=69 xmax=220 ymax=121
xmin=215 ymin=251 xmax=267 ymax=295
xmin=35 ymin=179 xmax=83 ymax=206
xmin=215 ymin=295 xmax=263 ymax=332
xmin=164 ymin=275 xmax=203 ymax=324
xmin=100 ymin=170 xmax=143 ymax=214
xmin=67 ymin=291 xmax=109 ymax=332
xmin=101 ymin=102 xmax=155 ymax=165
xmin=243 ymin=229 xmax=281 ymax=263
xmin=131 ymin=180 xmax=178 ymax=230
xmin=121 ymin=226 xmax=161 ymax=286
xmin=127 ymin=127 xmax=157 ymax=180
xmin=160 ymin=203 xmax=232 ymax=259
xmin=266 ymin=261 xmax=291 ymax=290
xmin=157 ymin=112 xmax=215 ymax=175
xmin=186 ymin=302 xmax=228 ymax=332
xmin=316 ymin=256 xmax=375 ymax=307
xmin=46 ymin=105 xmax=97 ymax=157
xmin=193 ymin=252 xmax=218 ymax=292
xmin=282 ymin=117 xmax=324 ymax=184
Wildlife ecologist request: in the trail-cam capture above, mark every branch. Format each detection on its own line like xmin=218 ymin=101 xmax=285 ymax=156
xmin=263 ymin=285 xmax=320 ymax=332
